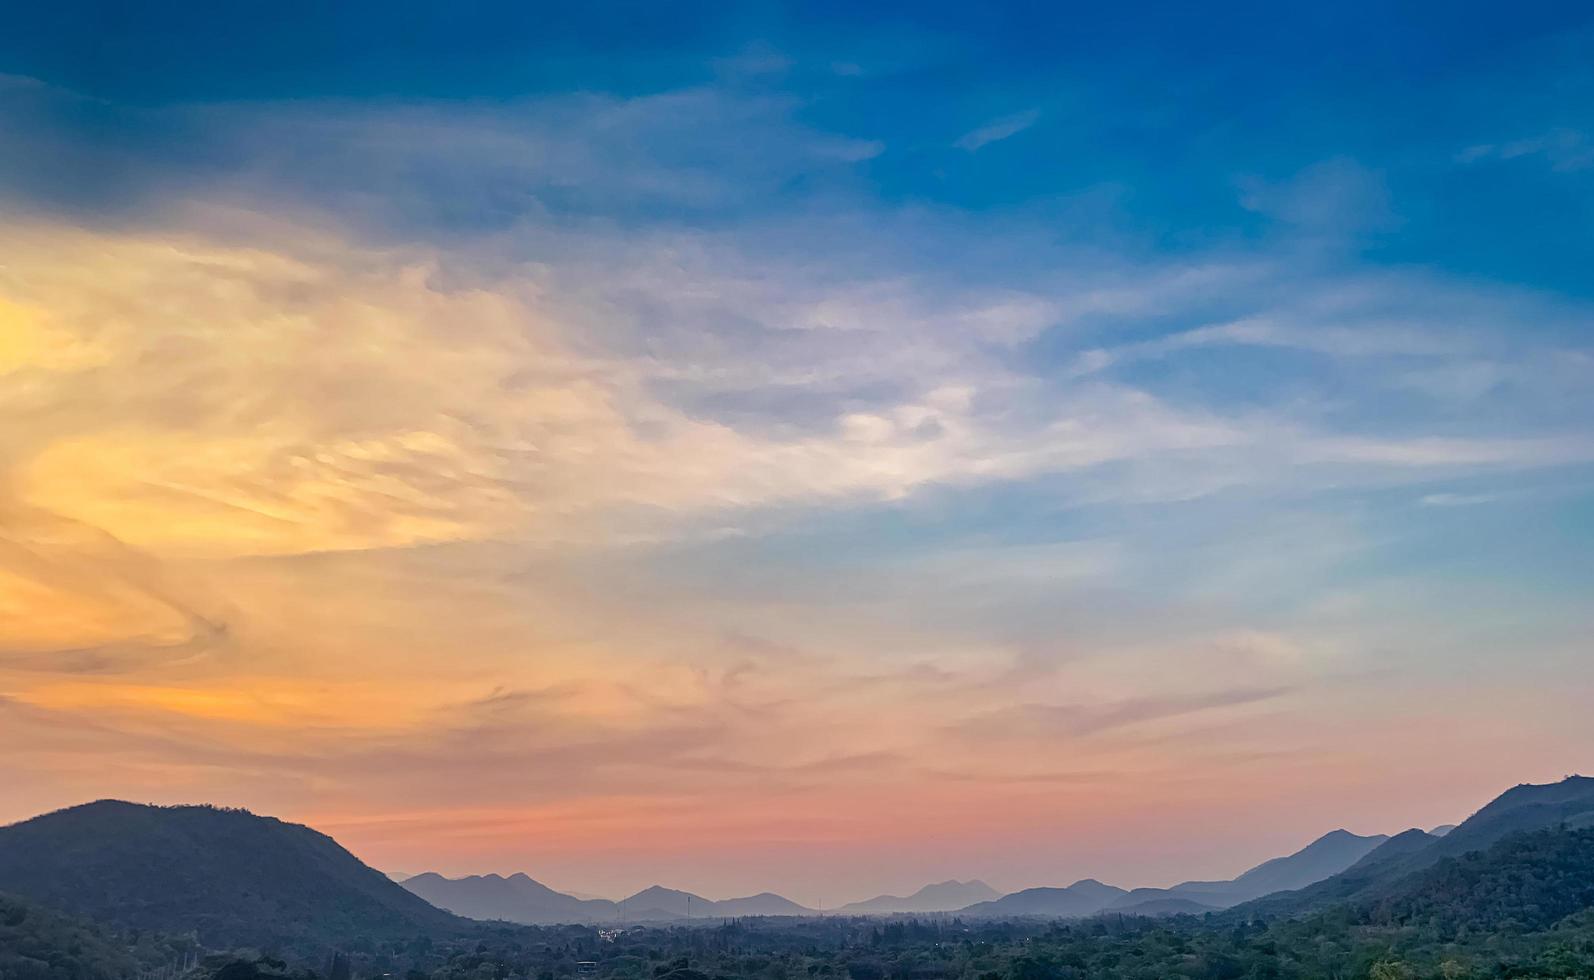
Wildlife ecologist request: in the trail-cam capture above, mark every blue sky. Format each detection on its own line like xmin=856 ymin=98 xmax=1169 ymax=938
xmin=0 ymin=1 xmax=1591 ymax=901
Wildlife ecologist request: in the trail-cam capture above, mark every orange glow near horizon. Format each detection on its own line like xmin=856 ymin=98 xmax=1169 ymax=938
xmin=2 ymin=212 xmax=1591 ymax=908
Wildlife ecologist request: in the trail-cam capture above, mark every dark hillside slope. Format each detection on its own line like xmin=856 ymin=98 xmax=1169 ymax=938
xmin=1109 ymin=829 xmax=1388 ymax=911
xmin=0 ymin=801 xmax=464 ymax=952
xmin=1361 ymin=826 xmax=1594 ymax=934
xmin=1245 ymin=828 xmax=1444 ymax=913
xmin=1235 ymin=775 xmax=1594 ymax=918
xmin=1431 ymin=775 xmax=1594 ymax=865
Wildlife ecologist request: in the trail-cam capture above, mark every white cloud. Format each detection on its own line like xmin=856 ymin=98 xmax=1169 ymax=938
xmin=955 ymin=109 xmax=1040 ymax=151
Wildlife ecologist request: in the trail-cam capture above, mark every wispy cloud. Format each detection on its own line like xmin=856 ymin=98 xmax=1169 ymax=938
xmin=1457 ymin=129 xmax=1594 ymax=172
xmin=2 ymin=48 xmax=1592 ymax=903
xmin=955 ymin=109 xmax=1040 ymax=151
xmin=1418 ymin=492 xmax=1502 ymax=507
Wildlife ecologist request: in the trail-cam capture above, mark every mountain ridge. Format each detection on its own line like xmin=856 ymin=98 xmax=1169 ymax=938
xmin=959 ymin=878 xmax=1129 ymax=918
xmin=0 ymin=800 xmax=464 ymax=952
xmin=1233 ymin=774 xmax=1594 ymax=918
xmin=838 ymin=880 xmax=1001 ymax=914
xmin=403 ymin=875 xmax=815 ymax=924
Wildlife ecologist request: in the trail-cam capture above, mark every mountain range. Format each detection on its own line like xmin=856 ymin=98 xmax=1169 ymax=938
xmin=1 ymin=774 xmax=1589 ymax=950
xmin=400 ymin=875 xmax=818 ymax=924
xmin=400 ymin=829 xmax=1391 ymax=923
xmin=1094 ymin=827 xmax=1391 ymax=915
xmin=397 ymin=776 xmax=1594 ymax=924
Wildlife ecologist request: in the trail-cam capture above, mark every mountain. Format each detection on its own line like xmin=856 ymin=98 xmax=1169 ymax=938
xmin=1428 ymin=824 xmax=1457 ymax=837
xmin=402 ymin=872 xmax=618 ymax=924
xmin=1105 ymin=829 xmax=1389 ymax=912
xmin=402 ymin=875 xmax=813 ymax=925
xmin=1236 ymin=775 xmax=1594 ymax=917
xmin=616 ymin=885 xmax=813 ymax=919
xmin=618 ymin=885 xmax=706 ymax=920
xmin=959 ymin=879 xmax=1127 ymax=918
xmin=1359 ymin=825 xmax=1594 ymax=932
xmin=960 ymin=828 xmax=1391 ymax=922
xmin=1223 ymin=828 xmax=1389 ymax=898
xmin=1430 ymin=775 xmax=1594 ymax=864
xmin=712 ymin=892 xmax=813 ymax=916
xmin=1346 ymin=828 xmax=1444 ymax=874
xmin=0 ymin=800 xmax=464 ymax=951
xmin=1235 ymin=828 xmax=1441 ymax=915
xmin=840 ymin=880 xmax=1001 ymax=914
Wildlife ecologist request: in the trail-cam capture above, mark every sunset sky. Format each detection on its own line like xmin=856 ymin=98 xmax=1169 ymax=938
xmin=1 ymin=2 xmax=1592 ymax=906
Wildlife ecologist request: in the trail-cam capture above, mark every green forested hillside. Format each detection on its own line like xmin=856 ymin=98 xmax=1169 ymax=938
xmin=0 ymin=892 xmax=134 ymax=980
xmin=1363 ymin=826 xmax=1594 ymax=934
xmin=0 ymin=891 xmax=197 ymax=980
xmin=0 ymin=802 xmax=463 ymax=957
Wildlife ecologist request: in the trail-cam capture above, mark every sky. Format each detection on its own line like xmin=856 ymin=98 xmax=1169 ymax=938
xmin=1 ymin=1 xmax=1592 ymax=907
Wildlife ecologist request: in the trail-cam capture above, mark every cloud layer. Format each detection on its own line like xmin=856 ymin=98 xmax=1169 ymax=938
xmin=2 ymin=11 xmax=1593 ymax=903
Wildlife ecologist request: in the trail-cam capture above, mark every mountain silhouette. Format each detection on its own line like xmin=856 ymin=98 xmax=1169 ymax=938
xmin=402 ymin=872 xmax=618 ymax=924
xmin=1238 ymin=775 xmax=1594 ymax=916
xmin=839 ymin=880 xmax=1001 ymax=914
xmin=401 ymin=876 xmax=813 ymax=924
xmin=615 ymin=884 xmax=813 ymax=918
xmin=959 ymin=879 xmax=1127 ymax=917
xmin=0 ymin=801 xmax=462 ymax=951
xmin=1359 ymin=824 xmax=1594 ymax=932
xmin=1105 ymin=828 xmax=1389 ymax=912
xmin=709 ymin=892 xmax=813 ymax=916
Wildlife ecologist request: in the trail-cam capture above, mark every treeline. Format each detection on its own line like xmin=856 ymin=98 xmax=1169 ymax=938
xmin=0 ymin=892 xmax=196 ymax=980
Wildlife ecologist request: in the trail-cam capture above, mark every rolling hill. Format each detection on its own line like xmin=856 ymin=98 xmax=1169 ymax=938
xmin=402 ymin=871 xmax=617 ymax=924
xmin=959 ymin=879 xmax=1128 ymax=918
xmin=611 ymin=884 xmax=813 ymax=918
xmin=839 ymin=880 xmax=1001 ymax=914
xmin=707 ymin=892 xmax=813 ymax=916
xmin=0 ymin=801 xmax=464 ymax=951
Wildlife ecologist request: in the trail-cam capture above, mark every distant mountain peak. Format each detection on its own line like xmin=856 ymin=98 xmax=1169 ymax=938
xmin=839 ymin=878 xmax=1001 ymax=914
xmin=958 ymin=878 xmax=1128 ymax=919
